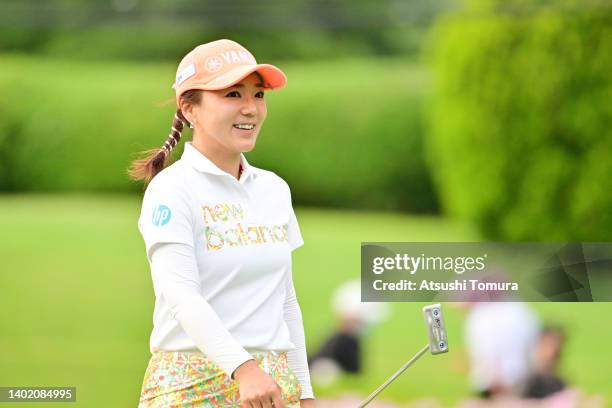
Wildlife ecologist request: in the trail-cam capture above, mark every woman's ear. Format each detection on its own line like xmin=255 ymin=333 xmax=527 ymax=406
xmin=179 ymin=102 xmax=195 ymax=125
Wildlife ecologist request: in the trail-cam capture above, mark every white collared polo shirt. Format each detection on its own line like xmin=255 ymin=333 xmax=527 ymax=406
xmin=138 ymin=141 xmax=304 ymax=354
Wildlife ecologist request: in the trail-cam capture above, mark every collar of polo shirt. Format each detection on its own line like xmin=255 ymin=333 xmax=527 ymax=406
xmin=181 ymin=142 xmax=257 ymax=182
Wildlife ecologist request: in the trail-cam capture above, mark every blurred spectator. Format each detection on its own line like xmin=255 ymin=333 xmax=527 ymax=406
xmin=523 ymin=326 xmax=567 ymax=399
xmin=464 ymin=302 xmax=541 ymax=398
xmin=309 ymin=280 xmax=389 ymax=385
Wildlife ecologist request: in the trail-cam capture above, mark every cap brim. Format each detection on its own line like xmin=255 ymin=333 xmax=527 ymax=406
xmin=195 ymin=64 xmax=287 ymax=92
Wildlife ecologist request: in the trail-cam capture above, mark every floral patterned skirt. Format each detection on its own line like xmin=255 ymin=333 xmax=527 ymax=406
xmin=138 ymin=350 xmax=301 ymax=407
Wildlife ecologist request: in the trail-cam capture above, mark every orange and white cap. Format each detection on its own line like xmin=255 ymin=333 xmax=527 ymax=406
xmin=172 ymin=39 xmax=287 ymax=107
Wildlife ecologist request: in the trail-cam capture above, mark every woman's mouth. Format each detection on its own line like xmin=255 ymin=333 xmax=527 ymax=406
xmin=233 ymin=123 xmax=256 ymax=130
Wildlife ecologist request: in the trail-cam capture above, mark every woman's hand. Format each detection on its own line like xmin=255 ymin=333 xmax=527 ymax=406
xmin=234 ymin=359 xmax=285 ymax=408
xmin=300 ymin=398 xmax=315 ymax=407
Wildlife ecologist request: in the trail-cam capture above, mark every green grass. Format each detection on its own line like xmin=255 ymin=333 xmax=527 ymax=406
xmin=0 ymin=194 xmax=610 ymax=407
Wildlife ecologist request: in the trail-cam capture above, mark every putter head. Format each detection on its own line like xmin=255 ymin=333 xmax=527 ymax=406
xmin=422 ymin=304 xmax=449 ymax=354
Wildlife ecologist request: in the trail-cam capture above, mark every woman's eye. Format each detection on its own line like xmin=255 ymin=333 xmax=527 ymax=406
xmin=226 ymin=91 xmax=240 ymax=97
xmin=255 ymin=91 xmax=264 ymax=98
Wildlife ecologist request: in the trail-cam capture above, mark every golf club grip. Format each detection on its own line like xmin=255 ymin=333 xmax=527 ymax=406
xmin=358 ymin=344 xmax=430 ymax=408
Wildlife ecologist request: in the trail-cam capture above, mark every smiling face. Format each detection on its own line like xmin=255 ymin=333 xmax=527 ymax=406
xmin=181 ymin=72 xmax=267 ymax=156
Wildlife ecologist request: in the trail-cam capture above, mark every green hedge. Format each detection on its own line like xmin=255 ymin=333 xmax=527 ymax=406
xmin=427 ymin=2 xmax=612 ymax=240
xmin=0 ymin=56 xmax=438 ymax=213
xmin=34 ymin=26 xmax=426 ymax=63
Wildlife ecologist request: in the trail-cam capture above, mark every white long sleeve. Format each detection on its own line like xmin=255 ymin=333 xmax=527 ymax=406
xmin=284 ymin=267 xmax=314 ymax=399
xmin=150 ymin=242 xmax=254 ymax=377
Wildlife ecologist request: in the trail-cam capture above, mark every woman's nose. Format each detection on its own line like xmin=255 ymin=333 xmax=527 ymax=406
xmin=241 ymin=96 xmax=257 ymax=116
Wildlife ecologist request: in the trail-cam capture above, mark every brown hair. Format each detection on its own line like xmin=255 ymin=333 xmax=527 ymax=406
xmin=128 ymin=90 xmax=203 ymax=185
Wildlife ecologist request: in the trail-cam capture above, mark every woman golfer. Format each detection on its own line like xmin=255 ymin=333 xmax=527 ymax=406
xmin=128 ymin=39 xmax=314 ymax=407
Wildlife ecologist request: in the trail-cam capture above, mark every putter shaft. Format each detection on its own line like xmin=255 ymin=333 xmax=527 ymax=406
xmin=358 ymin=344 xmax=430 ymax=408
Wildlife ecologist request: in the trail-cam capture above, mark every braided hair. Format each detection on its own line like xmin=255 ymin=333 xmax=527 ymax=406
xmin=128 ymin=90 xmax=201 ymax=184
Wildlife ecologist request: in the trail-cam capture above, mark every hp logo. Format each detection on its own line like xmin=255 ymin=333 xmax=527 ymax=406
xmin=152 ymin=205 xmax=172 ymax=226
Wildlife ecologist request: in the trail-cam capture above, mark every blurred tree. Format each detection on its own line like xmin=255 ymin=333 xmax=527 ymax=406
xmin=0 ymin=0 xmax=451 ymax=60
xmin=428 ymin=0 xmax=612 ymax=240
